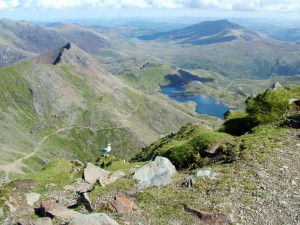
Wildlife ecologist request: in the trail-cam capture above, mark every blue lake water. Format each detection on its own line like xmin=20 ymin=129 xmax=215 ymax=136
xmin=160 ymin=85 xmax=234 ymax=119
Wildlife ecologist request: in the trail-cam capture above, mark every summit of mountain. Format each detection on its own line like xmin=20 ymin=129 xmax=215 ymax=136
xmin=138 ymin=19 xmax=264 ymax=45
xmin=34 ymin=42 xmax=96 ymax=68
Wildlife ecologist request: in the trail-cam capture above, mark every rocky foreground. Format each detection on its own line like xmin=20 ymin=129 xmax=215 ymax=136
xmin=0 ymin=126 xmax=299 ymax=225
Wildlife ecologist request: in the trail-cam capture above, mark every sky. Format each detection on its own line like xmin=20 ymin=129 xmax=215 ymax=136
xmin=0 ymin=0 xmax=299 ymax=21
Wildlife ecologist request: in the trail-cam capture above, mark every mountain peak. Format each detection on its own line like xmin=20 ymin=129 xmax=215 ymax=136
xmin=34 ymin=42 xmax=95 ymax=68
xmin=53 ymin=42 xmax=73 ymax=65
xmin=139 ymin=19 xmax=262 ymax=45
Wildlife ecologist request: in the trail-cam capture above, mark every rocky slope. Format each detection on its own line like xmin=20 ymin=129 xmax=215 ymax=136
xmin=0 ymin=85 xmax=299 ymax=225
xmin=0 ymin=124 xmax=299 ymax=225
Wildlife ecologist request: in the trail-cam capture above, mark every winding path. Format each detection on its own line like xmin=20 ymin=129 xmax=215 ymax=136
xmin=0 ymin=101 xmax=142 ymax=183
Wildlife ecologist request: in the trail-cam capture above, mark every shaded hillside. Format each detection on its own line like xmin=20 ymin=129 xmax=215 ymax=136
xmin=0 ymin=43 xmax=208 ymax=182
xmin=0 ymin=19 xmax=109 ymax=66
xmin=138 ymin=19 xmax=262 ymax=45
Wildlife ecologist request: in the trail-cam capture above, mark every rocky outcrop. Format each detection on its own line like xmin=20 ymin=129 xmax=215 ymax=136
xmin=83 ymin=163 xmax=110 ymax=185
xmin=184 ymin=205 xmax=233 ymax=225
xmin=108 ymin=196 xmax=134 ymax=214
xmin=68 ymin=213 xmax=119 ymax=225
xmin=133 ymin=156 xmax=176 ymax=191
xmin=83 ymin=163 xmax=125 ymax=186
xmin=38 ymin=200 xmax=81 ymax=220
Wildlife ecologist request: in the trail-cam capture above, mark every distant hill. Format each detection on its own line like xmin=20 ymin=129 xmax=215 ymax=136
xmin=135 ymin=20 xmax=300 ymax=78
xmin=138 ymin=19 xmax=263 ymax=45
xmin=0 ymin=19 xmax=109 ymax=66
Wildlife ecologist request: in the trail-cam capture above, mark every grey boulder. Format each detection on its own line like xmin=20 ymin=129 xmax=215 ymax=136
xmin=133 ymin=156 xmax=176 ymax=191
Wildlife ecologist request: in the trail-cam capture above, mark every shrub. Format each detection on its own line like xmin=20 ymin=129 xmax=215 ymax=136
xmin=246 ymin=87 xmax=291 ymax=126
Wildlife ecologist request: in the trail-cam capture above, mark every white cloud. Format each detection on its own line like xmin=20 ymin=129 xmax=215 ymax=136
xmin=0 ymin=0 xmax=19 ymax=9
xmin=1 ymin=0 xmax=300 ymax=12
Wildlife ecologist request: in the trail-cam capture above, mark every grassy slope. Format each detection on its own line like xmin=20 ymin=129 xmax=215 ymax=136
xmin=0 ymin=59 xmax=209 ymax=181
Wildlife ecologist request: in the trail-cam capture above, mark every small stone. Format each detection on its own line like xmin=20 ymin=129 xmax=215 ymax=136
xmin=296 ymin=144 xmax=300 ymax=147
xmin=69 ymin=213 xmax=119 ymax=225
xmin=26 ymin=193 xmax=41 ymax=206
xmin=39 ymin=200 xmax=81 ymax=220
xmin=184 ymin=205 xmax=233 ymax=224
xmin=278 ymin=201 xmax=287 ymax=207
xmin=76 ymin=182 xmax=94 ymax=193
xmin=194 ymin=170 xmax=218 ymax=179
xmin=291 ymin=180 xmax=297 ymax=186
xmin=45 ymin=183 xmax=56 ymax=188
xmin=256 ymin=171 xmax=269 ymax=178
xmin=184 ymin=176 xmax=195 ymax=188
xmin=260 ymin=184 xmax=267 ymax=190
xmin=84 ymin=163 xmax=110 ymax=185
xmin=108 ymin=196 xmax=134 ymax=214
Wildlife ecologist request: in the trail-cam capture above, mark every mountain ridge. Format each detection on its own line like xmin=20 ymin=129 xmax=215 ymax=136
xmin=138 ymin=19 xmax=264 ymax=45
xmin=0 ymin=19 xmax=109 ymax=67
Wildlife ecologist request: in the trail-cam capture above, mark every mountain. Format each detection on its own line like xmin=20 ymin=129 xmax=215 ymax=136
xmin=0 ymin=43 xmax=209 ymax=181
xmin=138 ymin=19 xmax=263 ymax=45
xmin=0 ymin=19 xmax=109 ymax=66
xmin=134 ymin=20 xmax=300 ymax=79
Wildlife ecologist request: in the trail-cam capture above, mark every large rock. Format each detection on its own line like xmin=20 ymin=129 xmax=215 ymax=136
xmin=17 ymin=217 xmax=53 ymax=225
xmin=69 ymin=213 xmax=119 ymax=225
xmin=25 ymin=193 xmax=41 ymax=206
xmin=39 ymin=200 xmax=81 ymax=220
xmin=84 ymin=163 xmax=110 ymax=185
xmin=133 ymin=156 xmax=176 ymax=191
xmin=108 ymin=196 xmax=134 ymax=214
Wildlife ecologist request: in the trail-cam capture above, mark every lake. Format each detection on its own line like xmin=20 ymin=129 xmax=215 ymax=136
xmin=160 ymin=85 xmax=234 ymax=119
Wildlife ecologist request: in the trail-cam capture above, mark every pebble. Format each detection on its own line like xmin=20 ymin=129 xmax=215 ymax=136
xmin=291 ymin=180 xmax=297 ymax=186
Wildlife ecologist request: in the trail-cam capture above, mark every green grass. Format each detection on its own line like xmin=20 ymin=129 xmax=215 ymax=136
xmin=119 ymin=63 xmax=175 ymax=91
